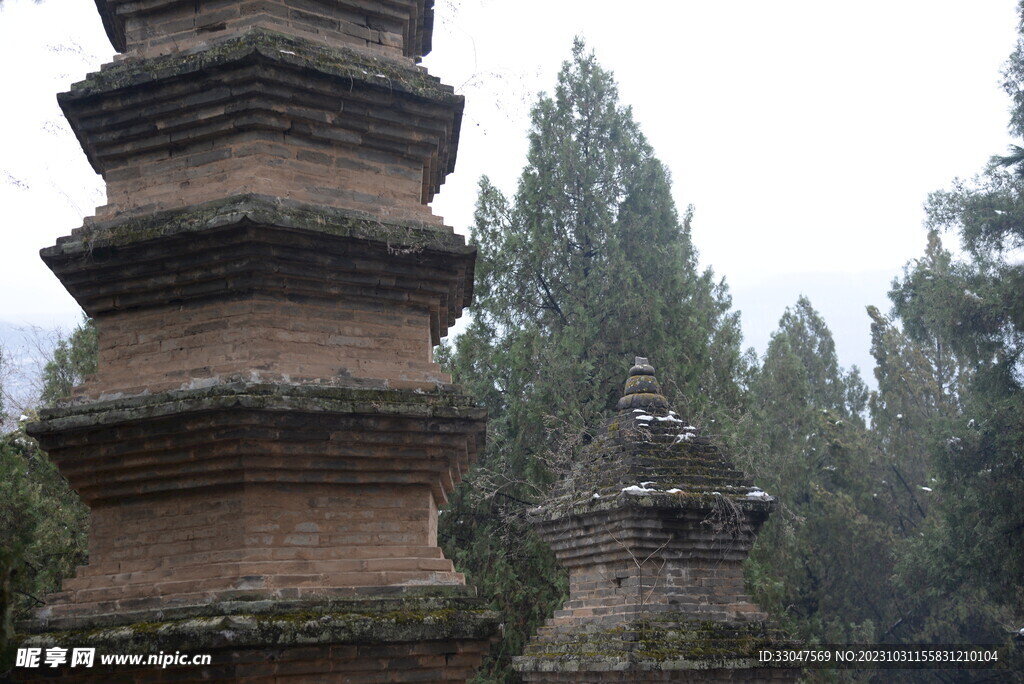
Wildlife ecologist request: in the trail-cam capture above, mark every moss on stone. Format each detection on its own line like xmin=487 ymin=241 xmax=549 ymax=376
xmin=27 ymin=380 xmax=486 ymax=438
xmin=21 ymin=606 xmax=498 ymax=655
xmin=514 ymin=617 xmax=794 ymax=673
xmin=61 ymin=28 xmax=459 ymax=104
xmin=45 ymin=194 xmax=469 ymax=259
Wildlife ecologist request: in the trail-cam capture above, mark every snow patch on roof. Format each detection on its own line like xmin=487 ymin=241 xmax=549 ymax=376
xmin=621 ymin=484 xmax=656 ymax=495
xmin=745 ymin=488 xmax=774 ymax=502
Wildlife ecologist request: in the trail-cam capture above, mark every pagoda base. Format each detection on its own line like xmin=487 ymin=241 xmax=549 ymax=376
xmin=15 ymin=590 xmax=498 ymax=682
xmin=513 ymin=616 xmax=799 ymax=683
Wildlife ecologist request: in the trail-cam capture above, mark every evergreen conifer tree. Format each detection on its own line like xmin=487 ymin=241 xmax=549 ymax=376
xmin=744 ymin=297 xmax=891 ymax=645
xmin=868 ymin=1 xmax=1024 ymax=650
xmin=885 ymin=2 xmax=1024 ymax=618
xmin=866 ymin=234 xmax=1021 ymax=662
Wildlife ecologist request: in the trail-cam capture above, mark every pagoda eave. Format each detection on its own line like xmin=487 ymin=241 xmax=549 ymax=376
xmin=40 ymin=195 xmax=475 ymax=342
xmin=59 ymin=29 xmax=463 ymax=204
xmin=27 ymin=381 xmax=485 ymax=504
xmin=20 ymin=592 xmax=497 ymax=682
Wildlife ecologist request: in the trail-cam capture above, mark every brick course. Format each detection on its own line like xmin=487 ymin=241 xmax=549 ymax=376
xmin=97 ymin=0 xmax=434 ymax=59
xmin=87 ymin=296 xmax=443 ymax=396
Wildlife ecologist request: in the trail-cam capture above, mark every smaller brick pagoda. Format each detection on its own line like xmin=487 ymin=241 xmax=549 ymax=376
xmin=514 ymin=358 xmax=798 ymax=682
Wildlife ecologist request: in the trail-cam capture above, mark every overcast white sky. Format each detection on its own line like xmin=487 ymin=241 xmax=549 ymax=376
xmin=1 ymin=0 xmax=1020 ymax=371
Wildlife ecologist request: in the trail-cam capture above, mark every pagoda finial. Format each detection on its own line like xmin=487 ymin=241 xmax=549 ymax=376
xmin=615 ymin=355 xmax=668 ymax=411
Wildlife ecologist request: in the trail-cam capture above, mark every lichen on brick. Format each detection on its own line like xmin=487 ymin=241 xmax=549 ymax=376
xmin=21 ymin=598 xmax=499 ymax=655
xmin=63 ymin=28 xmax=458 ymax=104
xmin=47 ymin=194 xmax=469 ymax=260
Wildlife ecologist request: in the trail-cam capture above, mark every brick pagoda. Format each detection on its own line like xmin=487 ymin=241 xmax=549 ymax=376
xmin=514 ymin=358 xmax=798 ymax=682
xmin=20 ymin=1 xmax=497 ymax=680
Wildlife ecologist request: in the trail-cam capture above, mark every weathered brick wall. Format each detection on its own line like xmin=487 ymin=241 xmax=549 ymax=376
xmin=41 ymin=483 xmax=461 ymax=620
xmin=98 ymin=131 xmax=444 ymax=226
xmin=105 ymin=0 xmax=430 ymax=59
xmin=86 ymin=297 xmax=444 ymax=397
xmin=550 ymin=559 xmax=765 ymax=627
xmin=515 ymin=361 xmax=797 ymax=681
xmin=535 ymin=501 xmax=768 ymax=628
xmin=31 ymin=386 xmax=482 ymax=627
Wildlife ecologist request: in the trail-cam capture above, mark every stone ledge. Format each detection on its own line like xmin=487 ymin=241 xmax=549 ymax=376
xmin=20 ymin=605 xmax=498 ymax=655
xmin=47 ymin=194 xmax=469 ymax=258
xmin=41 ymin=195 xmax=474 ymax=342
xmin=14 ymin=596 xmax=500 ymax=681
xmin=29 ymin=379 xmax=484 ymax=429
xmin=514 ymin=618 xmax=794 ymax=673
xmin=531 ymin=490 xmax=775 ymax=524
xmin=20 ymin=587 xmax=490 ymax=634
xmin=64 ymin=27 xmax=455 ymax=103
xmin=515 ymin=657 xmax=780 ymax=674
xmin=26 ymin=380 xmax=485 ymax=503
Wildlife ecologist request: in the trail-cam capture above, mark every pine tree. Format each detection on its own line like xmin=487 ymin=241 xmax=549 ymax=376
xmin=868 ymin=233 xmax=974 ymax=537
xmin=893 ymin=3 xmax=1024 ymax=612
xmin=871 ymin=0 xmax=1024 ymax=647
xmin=440 ymin=40 xmax=744 ymax=681
xmin=865 ymin=239 xmax=1020 ymax=663
xmin=0 ymin=346 xmax=6 ymax=424
xmin=744 ymin=297 xmax=894 ymax=645
xmin=909 ymin=192 xmax=1024 ymax=607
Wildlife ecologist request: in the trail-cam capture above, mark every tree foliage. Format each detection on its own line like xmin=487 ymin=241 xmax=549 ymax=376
xmin=0 ymin=318 xmax=93 ymax=673
xmin=39 ymin=316 xmax=97 ymax=406
xmin=741 ymin=297 xmax=893 ymax=649
xmin=0 ymin=346 xmax=6 ymax=423
xmin=909 ymin=188 xmax=1024 ymax=605
xmin=849 ymin=1 xmax=1024 ymax=656
xmin=0 ymin=427 xmax=88 ymax=672
xmin=900 ymin=2 xmax=1024 ymax=608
